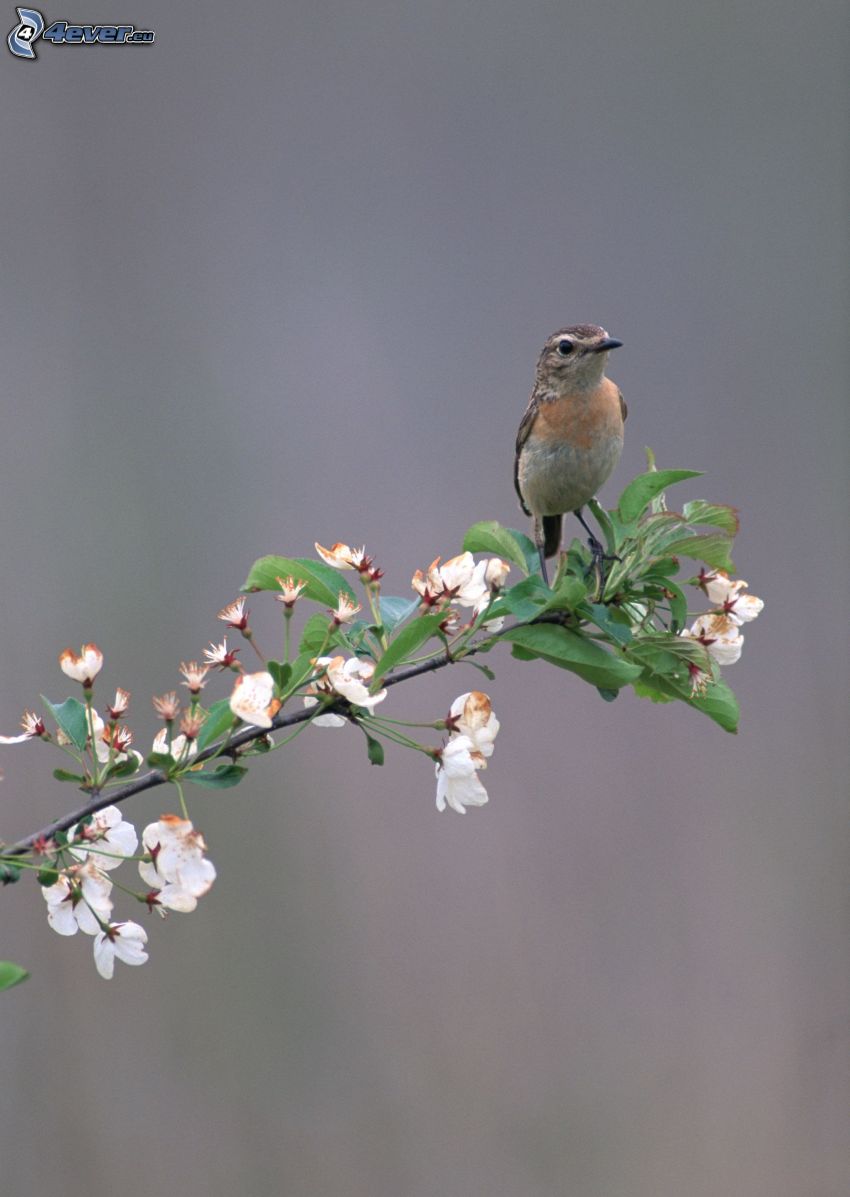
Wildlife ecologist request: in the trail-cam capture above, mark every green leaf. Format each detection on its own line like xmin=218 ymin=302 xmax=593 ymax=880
xmin=688 ymin=677 xmax=740 ymax=732
xmin=40 ymin=695 xmax=89 ymax=750
xmin=372 ymin=613 xmax=446 ymax=683
xmin=544 ymin=574 xmax=589 ymax=613
xmin=281 ymin=652 xmax=318 ymax=696
xmin=617 ymin=469 xmax=703 ymax=525
xmin=664 ymin=533 xmax=734 ymax=572
xmin=501 ymin=624 xmax=643 ymax=689
xmin=682 ymin=500 xmax=740 ymax=535
xmin=597 ymin=688 xmax=619 ymax=702
xmin=586 ymin=499 xmax=619 ymax=556
xmin=197 ymin=699 xmax=237 ymax=752
xmin=0 ymin=861 xmax=22 ymax=885
xmin=364 ymin=733 xmax=385 ymax=766
xmin=147 ymin=751 xmax=176 ymax=770
xmin=184 ymin=764 xmax=248 ymax=789
xmin=0 ymin=962 xmax=29 ymax=992
xmin=52 ymin=768 xmax=87 ymax=784
xmin=499 ymin=575 xmax=552 ymax=621
xmin=299 ymin=612 xmax=332 ymax=655
xmin=242 ymin=555 xmax=357 ymax=608
xmin=463 ymin=521 xmax=535 ymax=575
xmin=266 ymin=660 xmax=291 ymax=691
xmin=378 ymin=596 xmax=420 ymax=634
xmin=632 ymin=678 xmax=676 ymax=704
xmin=587 ymin=603 xmax=633 ymax=646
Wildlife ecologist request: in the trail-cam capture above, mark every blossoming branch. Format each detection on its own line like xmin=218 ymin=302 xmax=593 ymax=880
xmin=0 ymin=459 xmax=763 ymax=986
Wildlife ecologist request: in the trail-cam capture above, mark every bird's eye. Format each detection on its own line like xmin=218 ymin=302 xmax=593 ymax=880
xmin=557 ymin=339 xmax=574 ymax=357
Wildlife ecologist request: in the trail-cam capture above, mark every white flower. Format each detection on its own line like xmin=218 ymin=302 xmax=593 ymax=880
xmin=435 ymin=735 xmax=489 ymax=814
xmin=411 ymin=552 xmax=489 ymax=608
xmin=314 ymin=541 xmax=367 ymax=570
xmin=93 ymin=921 xmax=149 ymax=979
xmin=302 ymin=696 xmax=346 ymax=728
xmin=699 ymin=570 xmax=764 ymax=624
xmin=230 ymin=671 xmax=281 ymax=728
xmin=43 ymin=860 xmax=113 ymax=936
xmin=304 ymin=655 xmax=387 ymax=725
xmin=682 ymin=612 xmax=744 ymax=665
xmin=275 ymin=575 xmax=308 ymax=605
xmin=139 ymin=815 xmax=216 ymax=911
xmin=68 ymin=804 xmax=138 ymax=870
xmin=0 ymin=710 xmax=45 ymax=743
xmin=59 ymin=643 xmax=103 ymax=686
xmin=484 ymin=558 xmax=511 ymax=591
xmin=331 ymin=593 xmax=362 ymax=624
xmin=152 ymin=727 xmax=198 ymax=764
xmin=448 ymin=691 xmax=500 ymax=760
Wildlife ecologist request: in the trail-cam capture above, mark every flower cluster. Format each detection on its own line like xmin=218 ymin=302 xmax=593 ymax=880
xmin=682 ymin=569 xmax=765 ymax=672
xmin=412 ymin=551 xmax=509 ymax=630
xmin=40 ymin=804 xmax=215 ymax=978
xmin=435 ymin=691 xmax=500 ymax=814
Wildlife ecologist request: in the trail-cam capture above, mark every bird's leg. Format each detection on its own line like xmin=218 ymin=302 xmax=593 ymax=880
xmin=533 ymin=517 xmax=550 ymax=586
xmin=575 ymin=507 xmax=619 ymax=593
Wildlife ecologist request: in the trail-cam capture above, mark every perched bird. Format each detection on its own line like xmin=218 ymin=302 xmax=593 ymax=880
xmin=514 ymin=324 xmax=626 ymax=585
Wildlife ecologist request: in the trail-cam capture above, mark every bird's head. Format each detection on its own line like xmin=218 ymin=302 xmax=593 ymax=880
xmin=535 ymin=324 xmax=623 ymax=390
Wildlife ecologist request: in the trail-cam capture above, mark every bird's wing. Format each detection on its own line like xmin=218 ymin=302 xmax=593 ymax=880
xmin=513 ymin=396 xmax=539 ymax=516
xmin=619 ymin=389 xmax=628 ymax=422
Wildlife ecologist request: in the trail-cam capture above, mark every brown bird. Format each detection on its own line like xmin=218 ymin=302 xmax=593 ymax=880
xmin=514 ymin=324 xmax=626 ymax=586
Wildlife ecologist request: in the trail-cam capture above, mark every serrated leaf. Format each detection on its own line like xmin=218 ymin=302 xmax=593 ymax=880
xmin=197 ymin=699 xmax=237 ymax=752
xmin=463 ymin=521 xmax=533 ymax=575
xmin=617 ymin=469 xmax=703 ymax=525
xmin=0 ymin=962 xmax=29 ymax=992
xmin=681 ymin=500 xmax=740 ymax=535
xmin=372 ymin=613 xmax=446 ymax=683
xmin=378 ymin=595 xmax=420 ymax=634
xmin=184 ymin=764 xmax=248 ymax=789
xmin=242 ymin=555 xmax=357 ymax=608
xmin=664 ymin=533 xmax=734 ymax=572
xmin=586 ymin=499 xmax=619 ymax=556
xmin=40 ymin=695 xmax=89 ymax=750
xmin=501 ymin=624 xmax=642 ymax=689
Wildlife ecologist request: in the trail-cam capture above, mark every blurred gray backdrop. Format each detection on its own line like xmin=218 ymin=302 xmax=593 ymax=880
xmin=1 ymin=2 xmax=848 ymax=1195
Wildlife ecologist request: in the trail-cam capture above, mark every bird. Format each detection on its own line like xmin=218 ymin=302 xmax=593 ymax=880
xmin=514 ymin=324 xmax=626 ymax=587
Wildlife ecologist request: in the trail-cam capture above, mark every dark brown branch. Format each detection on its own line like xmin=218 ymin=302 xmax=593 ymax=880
xmin=0 ymin=613 xmax=565 ymax=859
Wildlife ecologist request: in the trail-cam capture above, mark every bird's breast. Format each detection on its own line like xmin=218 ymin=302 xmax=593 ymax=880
xmin=518 ymin=379 xmax=624 ymax=517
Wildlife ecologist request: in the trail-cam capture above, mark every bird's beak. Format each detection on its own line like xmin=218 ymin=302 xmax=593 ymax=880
xmin=593 ymin=337 xmax=623 ymax=353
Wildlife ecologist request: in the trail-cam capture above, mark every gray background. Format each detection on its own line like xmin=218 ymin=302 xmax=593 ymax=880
xmin=1 ymin=3 xmax=847 ymax=1195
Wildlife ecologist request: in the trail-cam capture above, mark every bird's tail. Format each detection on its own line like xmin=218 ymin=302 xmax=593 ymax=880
xmin=542 ymin=514 xmax=562 ymax=559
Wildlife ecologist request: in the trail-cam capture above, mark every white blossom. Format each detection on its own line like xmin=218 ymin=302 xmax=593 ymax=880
xmin=230 ymin=671 xmax=280 ymax=728
xmin=93 ymin=921 xmax=149 ymax=979
xmin=448 ymin=691 xmax=500 ymax=760
xmin=68 ymin=805 xmax=138 ymax=871
xmin=435 ymin=735 xmax=489 ymax=814
xmin=43 ymin=860 xmax=113 ymax=936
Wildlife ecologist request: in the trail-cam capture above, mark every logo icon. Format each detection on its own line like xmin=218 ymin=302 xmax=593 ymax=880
xmin=6 ymin=7 xmax=154 ymax=58
xmin=7 ymin=6 xmax=43 ymax=57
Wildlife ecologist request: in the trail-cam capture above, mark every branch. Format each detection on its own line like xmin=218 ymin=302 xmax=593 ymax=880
xmin=0 ymin=614 xmax=560 ymax=858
